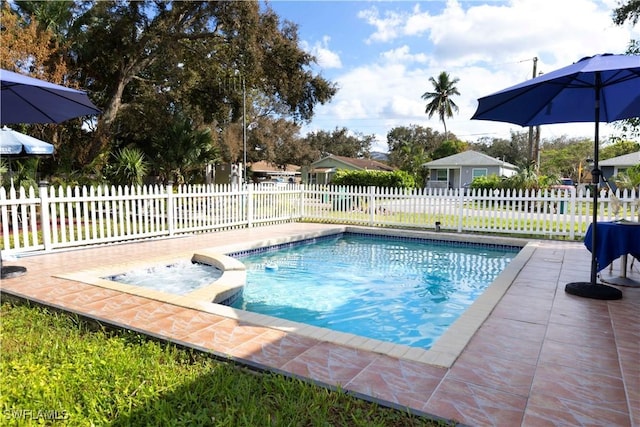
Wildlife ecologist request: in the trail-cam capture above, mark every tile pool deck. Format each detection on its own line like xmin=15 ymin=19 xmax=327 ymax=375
xmin=1 ymin=223 xmax=638 ymax=427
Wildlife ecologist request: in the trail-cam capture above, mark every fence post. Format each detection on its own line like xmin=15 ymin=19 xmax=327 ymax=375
xmin=457 ymin=187 xmax=465 ymax=233
xmin=166 ymin=181 xmax=174 ymax=236
xmin=246 ymin=184 xmax=254 ymax=227
xmin=368 ymin=186 xmax=376 ymax=226
xmin=568 ymin=187 xmax=576 ymax=240
xmin=298 ymin=184 xmax=305 ymax=219
xmin=38 ymin=181 xmax=52 ymax=251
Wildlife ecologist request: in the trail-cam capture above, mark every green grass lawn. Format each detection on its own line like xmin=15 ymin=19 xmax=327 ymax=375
xmin=0 ymin=302 xmax=452 ymax=426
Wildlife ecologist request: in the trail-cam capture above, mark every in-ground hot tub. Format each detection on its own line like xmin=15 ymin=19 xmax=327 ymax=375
xmin=60 ymin=250 xmax=246 ymax=306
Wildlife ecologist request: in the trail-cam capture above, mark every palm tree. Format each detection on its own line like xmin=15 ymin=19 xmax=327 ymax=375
xmin=150 ymin=117 xmax=220 ymax=185
xmin=421 ymin=71 xmax=460 ymax=141
xmin=110 ymin=147 xmax=149 ymax=187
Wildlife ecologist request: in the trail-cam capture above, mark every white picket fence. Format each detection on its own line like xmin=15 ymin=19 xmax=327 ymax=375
xmin=1 ymin=182 xmax=639 ymax=256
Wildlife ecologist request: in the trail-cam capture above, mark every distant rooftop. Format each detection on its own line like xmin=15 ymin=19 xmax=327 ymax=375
xmin=422 ymin=150 xmax=517 ymax=169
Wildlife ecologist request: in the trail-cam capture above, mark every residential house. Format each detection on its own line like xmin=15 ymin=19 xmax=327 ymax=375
xmin=249 ymin=160 xmax=301 ymax=184
xmin=599 ymin=150 xmax=640 ymax=190
xmin=422 ymin=150 xmax=518 ymax=189
xmin=301 ymin=154 xmax=395 ymax=185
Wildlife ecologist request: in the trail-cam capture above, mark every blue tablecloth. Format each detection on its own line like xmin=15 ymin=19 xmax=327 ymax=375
xmin=584 ymin=221 xmax=640 ymax=272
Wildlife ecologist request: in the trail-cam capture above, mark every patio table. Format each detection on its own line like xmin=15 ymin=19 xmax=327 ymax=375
xmin=584 ymin=221 xmax=640 ymax=287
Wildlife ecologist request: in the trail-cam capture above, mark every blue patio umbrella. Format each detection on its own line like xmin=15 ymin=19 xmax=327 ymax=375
xmin=0 ymin=70 xmax=99 ymax=279
xmin=1 ymin=69 xmax=100 ymax=125
xmin=0 ymin=126 xmax=55 ymax=156
xmin=1 ymin=126 xmax=55 ymax=186
xmin=472 ymin=53 xmax=640 ymax=300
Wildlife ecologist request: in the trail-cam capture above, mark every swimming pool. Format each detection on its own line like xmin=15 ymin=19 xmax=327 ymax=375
xmin=57 ymin=225 xmax=531 ymax=367
xmin=231 ymin=233 xmax=519 ymax=349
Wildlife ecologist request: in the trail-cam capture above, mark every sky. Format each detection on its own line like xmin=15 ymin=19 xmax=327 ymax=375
xmin=264 ymin=0 xmax=639 ymax=152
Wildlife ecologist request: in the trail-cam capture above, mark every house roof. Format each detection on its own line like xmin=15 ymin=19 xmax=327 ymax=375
xmin=422 ymin=150 xmax=518 ymax=169
xmin=249 ymin=160 xmax=300 ymax=173
xmin=311 ymin=154 xmax=395 ymax=171
xmin=599 ymin=151 xmax=640 ymax=167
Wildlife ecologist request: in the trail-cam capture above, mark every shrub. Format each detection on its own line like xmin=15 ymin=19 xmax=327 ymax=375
xmin=470 ymin=174 xmax=502 ymax=190
xmin=331 ymin=170 xmax=416 ymax=188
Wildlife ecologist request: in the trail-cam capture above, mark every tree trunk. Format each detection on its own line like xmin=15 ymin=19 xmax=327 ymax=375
xmin=84 ymin=60 xmax=150 ymax=168
xmin=443 ymin=119 xmax=448 ymax=142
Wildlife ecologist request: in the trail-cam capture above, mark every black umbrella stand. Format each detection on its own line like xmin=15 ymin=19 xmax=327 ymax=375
xmin=1 ymin=263 xmax=27 ymax=279
xmin=565 ymin=86 xmax=622 ymax=300
xmin=1 ymin=206 xmax=27 ymax=278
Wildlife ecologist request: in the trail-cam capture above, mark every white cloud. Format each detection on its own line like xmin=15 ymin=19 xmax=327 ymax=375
xmin=300 ymin=0 xmax=638 ymax=151
xmin=302 ymin=36 xmax=342 ymax=69
xmin=380 ymin=45 xmax=428 ymax=64
xmin=358 ymin=7 xmax=405 ymax=43
xmin=426 ymin=0 xmax=631 ymax=69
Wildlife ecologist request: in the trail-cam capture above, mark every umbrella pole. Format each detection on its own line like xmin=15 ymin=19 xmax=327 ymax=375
xmin=589 ymin=163 xmax=600 ymax=286
xmin=565 ymin=75 xmax=622 ymax=300
xmin=1 ymin=155 xmax=28 ymax=279
xmin=590 ymin=109 xmax=600 ymax=286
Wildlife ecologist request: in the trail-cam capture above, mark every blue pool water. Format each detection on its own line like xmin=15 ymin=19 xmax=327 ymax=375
xmin=232 ymin=234 xmax=519 ymax=349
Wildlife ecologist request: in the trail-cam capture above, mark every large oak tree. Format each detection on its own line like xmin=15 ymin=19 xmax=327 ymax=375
xmin=9 ymin=0 xmax=337 ymax=177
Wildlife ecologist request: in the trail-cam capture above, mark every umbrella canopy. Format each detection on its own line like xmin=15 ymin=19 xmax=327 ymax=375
xmin=471 ymin=54 xmax=640 ymax=126
xmin=0 ymin=70 xmax=98 ymax=279
xmin=0 ymin=126 xmax=54 ymax=156
xmin=472 ymin=53 xmax=640 ymax=300
xmin=0 ymin=69 xmax=101 ymax=125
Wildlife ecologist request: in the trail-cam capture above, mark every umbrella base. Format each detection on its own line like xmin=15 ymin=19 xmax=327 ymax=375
xmin=1 ymin=265 xmax=27 ymax=279
xmin=565 ymin=282 xmax=622 ymax=300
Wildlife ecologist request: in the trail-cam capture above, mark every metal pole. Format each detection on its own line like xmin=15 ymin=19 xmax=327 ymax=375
xmin=534 ymin=71 xmax=543 ymax=169
xmin=242 ymin=77 xmax=247 ymax=184
xmin=590 ymin=73 xmax=601 ymax=286
xmin=528 ymin=57 xmax=538 ymax=162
